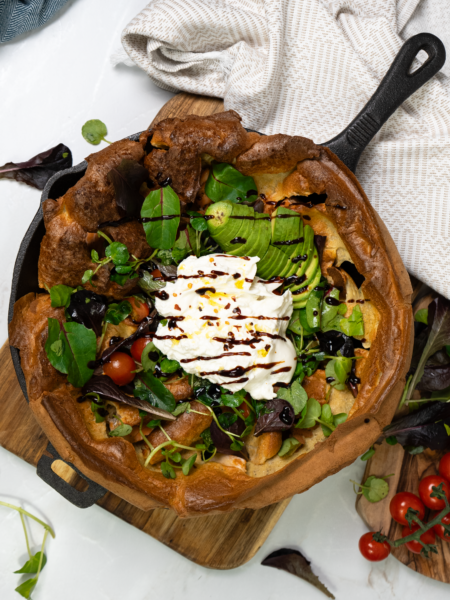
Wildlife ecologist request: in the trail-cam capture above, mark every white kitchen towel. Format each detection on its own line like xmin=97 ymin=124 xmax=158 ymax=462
xmin=119 ymin=0 xmax=450 ymax=299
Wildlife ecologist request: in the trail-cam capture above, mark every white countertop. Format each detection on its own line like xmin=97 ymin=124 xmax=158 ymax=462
xmin=0 ymin=1 xmax=448 ymax=598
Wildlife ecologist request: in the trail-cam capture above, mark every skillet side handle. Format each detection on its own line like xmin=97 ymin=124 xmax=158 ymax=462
xmin=323 ymin=32 xmax=446 ymax=172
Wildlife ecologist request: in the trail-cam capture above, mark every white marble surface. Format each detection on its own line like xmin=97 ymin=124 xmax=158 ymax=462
xmin=0 ymin=1 xmax=449 ymax=599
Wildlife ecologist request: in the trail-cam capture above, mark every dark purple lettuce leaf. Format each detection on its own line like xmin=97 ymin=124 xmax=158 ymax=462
xmin=0 ymin=144 xmax=72 ymax=190
xmin=382 ymin=402 xmax=450 ymax=451
xmin=107 ymin=159 xmax=150 ymax=217
xmin=316 ymin=330 xmax=354 ymax=357
xmin=81 ymin=375 xmax=175 ymax=420
xmin=262 ymin=549 xmax=334 ymax=599
xmin=314 ymin=235 xmax=327 ymax=265
xmin=254 ymin=399 xmax=295 ymax=436
xmin=67 ymin=290 xmax=108 ymax=336
xmin=417 ymin=363 xmax=450 ymax=392
xmin=210 ymin=414 xmax=246 ymax=455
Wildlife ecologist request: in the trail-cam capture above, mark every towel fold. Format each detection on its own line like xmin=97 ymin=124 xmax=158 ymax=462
xmin=120 ymin=0 xmax=450 ymax=298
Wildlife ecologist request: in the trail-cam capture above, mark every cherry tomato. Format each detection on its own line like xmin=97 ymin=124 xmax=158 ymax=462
xmin=433 ymin=512 xmax=450 ymax=542
xmin=131 ymin=336 xmax=153 ymax=363
xmin=439 ymin=453 xmax=450 ymax=482
xmin=389 ymin=492 xmax=425 ymax=526
xmin=104 ymin=352 xmax=136 ymax=386
xmin=418 ymin=475 xmax=450 ymax=510
xmin=358 ymin=532 xmax=391 ymax=562
xmin=402 ymin=524 xmax=436 ymax=554
xmin=239 ymin=401 xmax=251 ymax=419
xmin=125 ymin=297 xmax=150 ymax=323
xmin=151 ymin=269 xmax=162 ymax=279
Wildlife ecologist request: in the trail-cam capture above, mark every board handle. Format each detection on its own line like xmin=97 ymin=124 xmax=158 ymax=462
xmin=37 ymin=442 xmax=106 ymax=509
xmin=323 ymin=32 xmax=446 ymax=172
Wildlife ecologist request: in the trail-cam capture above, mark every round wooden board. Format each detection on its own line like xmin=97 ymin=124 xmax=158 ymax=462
xmin=356 ymin=440 xmax=450 ymax=583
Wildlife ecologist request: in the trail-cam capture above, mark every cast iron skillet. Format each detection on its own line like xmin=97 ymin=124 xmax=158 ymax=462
xmin=8 ymin=33 xmax=445 ymax=508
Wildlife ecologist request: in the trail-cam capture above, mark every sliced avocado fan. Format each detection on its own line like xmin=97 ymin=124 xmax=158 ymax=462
xmin=205 ymin=201 xmax=321 ymax=308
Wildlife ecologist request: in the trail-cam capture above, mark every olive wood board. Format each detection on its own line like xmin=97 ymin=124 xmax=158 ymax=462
xmin=356 ymin=441 xmax=450 ymax=583
xmin=0 ymin=92 xmax=292 ymax=570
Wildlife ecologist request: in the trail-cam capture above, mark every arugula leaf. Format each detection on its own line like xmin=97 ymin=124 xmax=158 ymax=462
xmin=0 ymin=143 xmax=72 ymax=190
xmin=109 ymin=423 xmax=133 ymax=437
xmin=104 ymin=300 xmax=132 ymax=325
xmin=14 ymin=552 xmax=47 ymax=574
xmin=277 ymin=380 xmax=307 ymax=415
xmin=134 ymin=372 xmax=176 ymax=413
xmin=15 ymin=577 xmax=38 ymax=599
xmin=81 ymin=119 xmax=110 ymax=145
xmin=141 ymin=186 xmax=181 ymax=250
xmin=205 ymin=163 xmax=258 ymax=203
xmin=138 ymin=271 xmax=167 ymax=295
xmin=49 ymin=284 xmax=75 ymax=308
xmin=340 ymin=305 xmax=364 ymax=337
xmin=278 ymin=437 xmax=301 ymax=458
xmin=45 ymin=319 xmax=96 ymax=387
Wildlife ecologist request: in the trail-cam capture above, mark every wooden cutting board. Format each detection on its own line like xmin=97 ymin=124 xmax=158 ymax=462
xmin=0 ymin=92 xmax=291 ymax=570
xmin=356 ymin=441 xmax=450 ymax=583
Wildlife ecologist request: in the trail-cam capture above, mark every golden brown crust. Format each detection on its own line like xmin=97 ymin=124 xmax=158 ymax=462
xmin=10 ymin=111 xmax=413 ymax=517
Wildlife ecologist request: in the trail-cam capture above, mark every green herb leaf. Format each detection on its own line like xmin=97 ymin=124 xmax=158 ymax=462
xmin=160 ymin=358 xmax=180 ymax=373
xmin=156 ymin=249 xmax=175 ymax=265
xmin=386 ymin=435 xmax=398 ymax=445
xmin=138 ymin=271 xmax=167 ymax=295
xmin=141 ymin=186 xmax=181 ymax=250
xmin=104 ymin=300 xmax=132 ymax=325
xmin=306 ymin=290 xmax=323 ymax=330
xmin=15 ymin=577 xmax=38 ymax=599
xmin=81 ymin=119 xmax=109 ymax=145
xmin=288 ymin=310 xmax=303 ymax=336
xmin=161 ymin=461 xmax=176 ymax=479
xmin=320 ymin=288 xmax=343 ymax=332
xmin=200 ymin=428 xmax=215 ymax=452
xmin=295 ymin=398 xmax=321 ymax=429
xmin=91 ymin=400 xmax=107 ymax=423
xmin=172 ymin=402 xmax=189 ymax=417
xmin=82 ymin=269 xmax=94 ymax=285
xmin=182 ymin=454 xmax=197 ymax=475
xmin=218 ymin=413 xmax=238 ymax=429
xmin=277 ymin=380 xmax=307 ymax=415
xmin=340 ymin=305 xmax=364 ymax=337
xmin=105 ymin=241 xmax=130 ymax=265
xmin=109 ymin=423 xmax=133 ymax=437
xmin=49 ymin=284 xmax=74 ymax=308
xmin=141 ymin=341 xmax=158 ymax=372
xmin=361 ymin=447 xmax=376 ymax=461
xmin=361 ymin=475 xmax=390 ymax=503
xmin=221 ymin=389 xmax=246 ymax=409
xmin=205 ymin=163 xmax=258 ymax=204
xmin=415 ymin=309 xmax=428 ymax=325
xmin=134 ymin=372 xmax=176 ymax=413
xmin=278 ymin=437 xmax=301 ymax=458
xmin=14 ymin=552 xmax=47 ymax=574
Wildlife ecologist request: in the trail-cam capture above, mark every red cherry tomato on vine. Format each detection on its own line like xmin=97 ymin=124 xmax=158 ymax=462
xmin=358 ymin=532 xmax=391 ymax=562
xmin=402 ymin=524 xmax=436 ymax=554
xmin=439 ymin=453 xmax=450 ymax=482
xmin=125 ymin=297 xmax=150 ymax=322
xmin=239 ymin=401 xmax=251 ymax=419
xmin=104 ymin=352 xmax=136 ymax=386
xmin=131 ymin=337 xmax=153 ymax=363
xmin=389 ymin=492 xmax=425 ymax=526
xmin=432 ymin=511 xmax=450 ymax=542
xmin=418 ymin=475 xmax=450 ymax=510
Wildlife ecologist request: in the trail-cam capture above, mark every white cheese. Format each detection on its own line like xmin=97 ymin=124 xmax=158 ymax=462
xmin=153 ymin=254 xmax=297 ymax=400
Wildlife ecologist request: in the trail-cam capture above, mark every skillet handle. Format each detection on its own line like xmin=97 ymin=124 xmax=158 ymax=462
xmin=323 ymin=32 xmax=446 ymax=172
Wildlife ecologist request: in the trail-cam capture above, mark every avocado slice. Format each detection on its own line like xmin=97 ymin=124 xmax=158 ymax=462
xmin=257 ymin=244 xmax=289 ymax=279
xmin=292 ymin=267 xmax=322 ymax=309
xmin=228 ymin=212 xmax=271 ymax=258
xmin=271 ymin=208 xmax=304 ymax=257
xmin=206 ymin=201 xmax=253 ymax=248
xmin=292 ymin=224 xmax=315 ymax=279
xmin=288 ymin=251 xmax=319 ymax=293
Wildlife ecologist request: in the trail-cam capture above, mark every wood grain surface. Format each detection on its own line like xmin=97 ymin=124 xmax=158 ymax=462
xmin=356 ymin=441 xmax=450 ymax=583
xmin=1 ymin=92 xmax=292 ymax=571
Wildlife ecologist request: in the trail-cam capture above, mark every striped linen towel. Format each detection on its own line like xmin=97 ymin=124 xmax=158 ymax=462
xmin=118 ymin=0 xmax=450 ymax=298
xmin=0 ymin=0 xmax=70 ymax=43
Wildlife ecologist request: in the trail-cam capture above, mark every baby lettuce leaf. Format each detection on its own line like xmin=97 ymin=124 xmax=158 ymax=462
xmin=0 ymin=143 xmax=72 ymax=190
xmin=408 ymin=297 xmax=450 ymax=398
xmin=138 ymin=271 xmax=166 ymax=295
xmin=277 ymin=380 xmax=307 ymax=415
xmin=104 ymin=300 xmax=132 ymax=325
xmin=107 ymin=159 xmax=149 ymax=217
xmin=45 ymin=319 xmax=96 ymax=387
xmin=254 ymin=399 xmax=295 ymax=436
xmin=134 ymin=372 xmax=176 ymax=413
xmin=81 ymin=375 xmax=176 ymax=420
xmin=262 ymin=548 xmax=335 ymax=599
xmin=205 ymin=163 xmax=258 ymax=204
xmin=67 ymin=290 xmax=107 ymax=336
xmin=141 ymin=186 xmax=180 ymax=249
xmin=49 ymin=284 xmax=75 ymax=308
xmin=278 ymin=437 xmax=301 ymax=458
xmin=14 ymin=552 xmax=47 ymax=574
xmin=81 ymin=120 xmax=109 ymax=145
xmin=417 ymin=363 xmax=450 ymax=392
xmin=382 ymin=401 xmax=450 ymax=451
xmin=339 ymin=305 xmax=364 ymax=337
